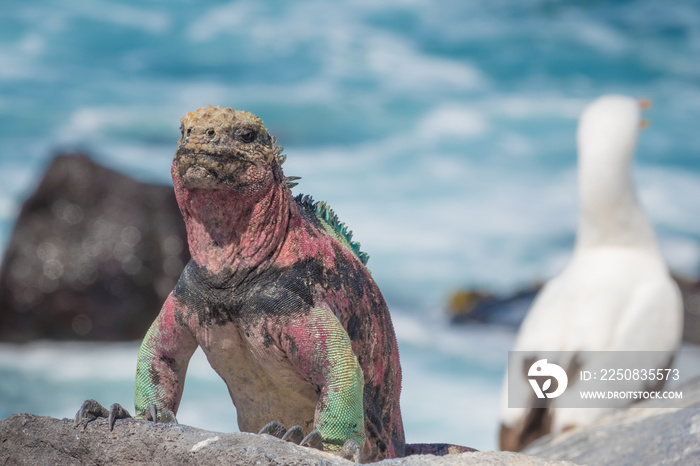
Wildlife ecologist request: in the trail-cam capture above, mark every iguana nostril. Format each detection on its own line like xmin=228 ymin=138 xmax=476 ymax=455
xmin=207 ymin=128 xmax=215 ymax=137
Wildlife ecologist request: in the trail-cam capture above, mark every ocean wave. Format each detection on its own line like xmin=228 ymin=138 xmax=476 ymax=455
xmin=417 ymin=105 xmax=489 ymax=140
xmin=1 ymin=0 xmax=700 ymax=306
xmin=365 ymin=34 xmax=486 ymax=93
xmin=60 ymin=1 xmax=171 ymax=35
xmin=0 ymin=43 xmax=42 ymax=81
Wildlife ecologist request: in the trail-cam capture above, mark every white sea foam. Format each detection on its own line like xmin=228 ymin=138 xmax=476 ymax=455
xmin=65 ymin=2 xmax=171 ymax=35
xmin=0 ymin=48 xmax=40 ymax=80
xmin=59 ymin=106 xmax=175 ymax=142
xmin=571 ymin=20 xmax=629 ymax=55
xmin=480 ymin=96 xmax=588 ymax=120
xmin=187 ymin=3 xmax=265 ymax=43
xmin=90 ymin=143 xmax=174 ymax=185
xmin=365 ymin=35 xmax=486 ymax=92
xmin=638 ymin=167 xmax=700 ymax=233
xmin=0 ymin=342 xmax=137 ymax=381
xmin=417 ymin=106 xmax=489 ymax=140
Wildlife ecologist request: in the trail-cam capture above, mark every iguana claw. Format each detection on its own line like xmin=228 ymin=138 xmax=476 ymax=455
xmin=257 ymin=423 xmax=327 ymax=454
xmin=161 ymin=409 xmax=178 ymax=424
xmin=74 ymin=400 xmax=176 ymax=431
xmin=75 ymin=399 xmax=109 ymax=427
xmin=281 ymin=425 xmax=304 ymax=444
xmin=258 ymin=421 xmax=287 ymax=438
xmin=145 ymin=403 xmax=157 ymax=422
xmin=107 ymin=403 xmax=132 ymax=431
xmin=300 ymin=430 xmax=323 ymax=450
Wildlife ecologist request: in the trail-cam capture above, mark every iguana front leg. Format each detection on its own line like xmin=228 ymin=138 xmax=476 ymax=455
xmin=278 ymin=306 xmax=365 ymax=460
xmin=75 ymin=294 xmax=197 ymax=429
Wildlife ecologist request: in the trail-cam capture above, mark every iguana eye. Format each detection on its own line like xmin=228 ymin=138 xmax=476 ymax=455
xmin=240 ymin=129 xmax=257 ymax=143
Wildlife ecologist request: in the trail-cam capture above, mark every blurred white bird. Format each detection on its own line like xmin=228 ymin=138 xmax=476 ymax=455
xmin=498 ymin=95 xmax=683 ymax=452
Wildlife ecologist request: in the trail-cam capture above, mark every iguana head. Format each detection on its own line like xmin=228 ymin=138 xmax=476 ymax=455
xmin=174 ymin=105 xmax=287 ymax=193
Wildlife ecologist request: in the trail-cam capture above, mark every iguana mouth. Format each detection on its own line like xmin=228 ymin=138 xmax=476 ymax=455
xmin=176 ymin=145 xmax=244 ymax=159
xmin=184 ymin=152 xmax=235 ymax=163
xmin=175 ymin=150 xmax=253 ymax=189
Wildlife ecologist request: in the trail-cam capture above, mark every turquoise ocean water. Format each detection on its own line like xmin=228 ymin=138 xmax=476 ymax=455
xmin=2 ymin=0 xmax=700 ymax=451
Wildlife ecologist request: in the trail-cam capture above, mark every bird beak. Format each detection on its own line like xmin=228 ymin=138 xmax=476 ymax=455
xmin=639 ymin=98 xmax=651 ymax=129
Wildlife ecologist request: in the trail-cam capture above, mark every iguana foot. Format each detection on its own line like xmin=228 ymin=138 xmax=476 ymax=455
xmin=258 ymin=422 xmax=314 ymax=447
xmin=257 ymin=422 xmax=360 ymax=461
xmin=74 ymin=400 xmax=177 ymax=431
xmin=75 ymin=399 xmax=132 ymax=431
xmin=143 ymin=403 xmax=178 ymax=424
xmin=257 ymin=423 xmax=325 ymax=452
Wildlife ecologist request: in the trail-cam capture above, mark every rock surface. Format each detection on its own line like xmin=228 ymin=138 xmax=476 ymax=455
xmin=0 ymin=414 xmax=573 ymax=465
xmin=0 ymin=153 xmax=189 ymax=342
xmin=524 ymin=376 xmax=700 ymax=465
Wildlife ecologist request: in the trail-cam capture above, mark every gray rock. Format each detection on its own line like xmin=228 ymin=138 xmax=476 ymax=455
xmin=524 ymin=377 xmax=700 ymax=466
xmin=0 ymin=414 xmax=573 ymax=465
xmin=0 ymin=153 xmax=189 ymax=342
xmin=0 ymin=414 xmax=348 ymax=466
xmin=381 ymin=451 xmax=575 ymax=465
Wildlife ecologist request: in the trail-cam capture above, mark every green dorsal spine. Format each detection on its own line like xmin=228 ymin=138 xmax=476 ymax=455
xmin=294 ymin=194 xmax=370 ymax=266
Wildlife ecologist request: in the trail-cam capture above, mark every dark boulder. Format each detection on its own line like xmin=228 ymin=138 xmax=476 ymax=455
xmin=0 ymin=153 xmax=189 ymax=342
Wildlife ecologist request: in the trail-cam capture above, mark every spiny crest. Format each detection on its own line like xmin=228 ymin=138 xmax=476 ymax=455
xmin=295 ymin=194 xmax=370 ymax=266
xmin=272 ymin=137 xmax=299 ymax=189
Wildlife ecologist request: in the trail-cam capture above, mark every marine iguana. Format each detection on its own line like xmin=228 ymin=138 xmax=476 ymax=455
xmin=75 ymin=106 xmax=474 ymax=462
